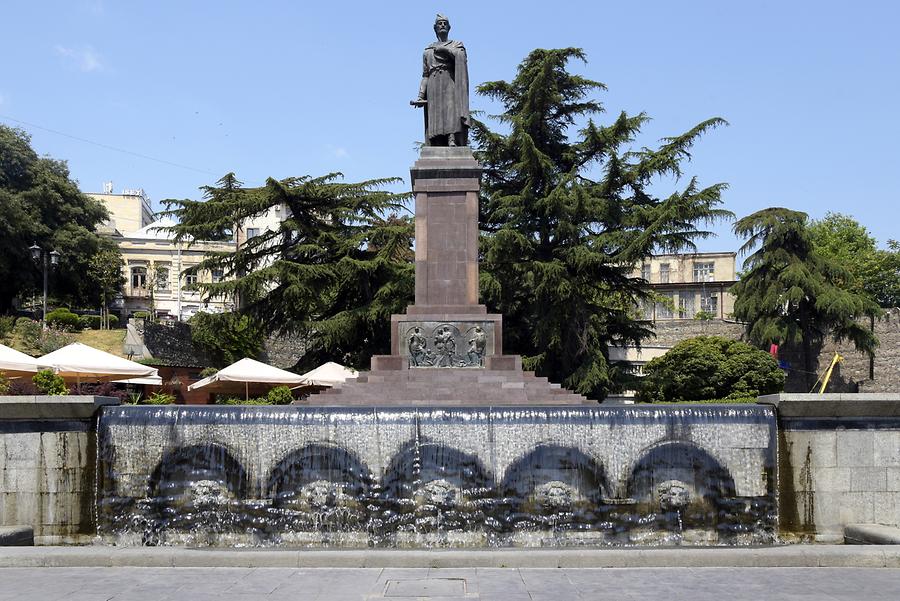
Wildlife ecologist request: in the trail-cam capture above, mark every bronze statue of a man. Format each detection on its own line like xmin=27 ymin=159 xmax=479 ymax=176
xmin=411 ymin=14 xmax=470 ymax=147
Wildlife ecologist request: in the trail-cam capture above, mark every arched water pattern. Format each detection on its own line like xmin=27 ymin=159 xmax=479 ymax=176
xmin=96 ymin=405 xmax=777 ymax=547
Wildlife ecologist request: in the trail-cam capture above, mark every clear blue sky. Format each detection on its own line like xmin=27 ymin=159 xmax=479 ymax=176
xmin=2 ymin=1 xmax=898 ymax=256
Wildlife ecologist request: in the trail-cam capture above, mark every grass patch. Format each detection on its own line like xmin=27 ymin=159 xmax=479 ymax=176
xmin=1 ymin=328 xmax=126 ymax=357
xmin=73 ymin=329 xmax=127 ymax=356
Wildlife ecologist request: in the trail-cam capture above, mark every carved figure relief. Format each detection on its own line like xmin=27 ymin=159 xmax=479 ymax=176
xmin=401 ymin=322 xmax=492 ymax=368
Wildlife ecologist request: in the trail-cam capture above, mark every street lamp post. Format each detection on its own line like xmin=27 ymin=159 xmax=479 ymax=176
xmin=29 ymin=243 xmax=60 ymax=326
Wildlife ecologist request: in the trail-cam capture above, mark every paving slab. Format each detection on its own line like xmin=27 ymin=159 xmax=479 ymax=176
xmin=0 ymin=567 xmax=899 ymax=601
xmin=1 ymin=545 xmax=900 ymax=569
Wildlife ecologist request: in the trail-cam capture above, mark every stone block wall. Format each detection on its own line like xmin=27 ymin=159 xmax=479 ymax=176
xmin=649 ymin=312 xmax=900 ymax=393
xmin=759 ymin=393 xmax=900 ymax=541
xmin=0 ymin=396 xmax=118 ymax=544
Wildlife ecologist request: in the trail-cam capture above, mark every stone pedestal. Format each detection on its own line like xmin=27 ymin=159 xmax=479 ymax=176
xmin=308 ymin=147 xmax=591 ymax=406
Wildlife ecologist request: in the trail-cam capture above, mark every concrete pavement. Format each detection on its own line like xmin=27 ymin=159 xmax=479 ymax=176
xmin=2 ymin=545 xmax=900 ymax=568
xmin=1 ymin=566 xmax=899 ymax=600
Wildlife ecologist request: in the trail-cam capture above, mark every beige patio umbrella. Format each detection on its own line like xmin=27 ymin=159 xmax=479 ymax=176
xmin=187 ymin=357 xmax=305 ymax=400
xmin=0 ymin=343 xmax=49 ymax=378
xmin=297 ymin=361 xmax=358 ymax=387
xmin=38 ymin=342 xmax=157 ymax=389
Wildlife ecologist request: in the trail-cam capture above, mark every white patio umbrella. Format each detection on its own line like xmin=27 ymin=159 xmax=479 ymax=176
xmin=38 ymin=342 xmax=156 ymax=389
xmin=0 ymin=343 xmax=49 ymax=378
xmin=187 ymin=357 xmax=305 ymax=400
xmin=298 ymin=361 xmax=358 ymax=387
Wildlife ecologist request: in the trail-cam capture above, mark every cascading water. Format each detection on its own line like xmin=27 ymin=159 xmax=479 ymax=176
xmin=96 ymin=404 xmax=777 ymax=547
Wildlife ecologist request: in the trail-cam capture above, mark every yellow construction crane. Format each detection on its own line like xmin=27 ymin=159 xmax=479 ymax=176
xmin=812 ymin=352 xmax=843 ymax=393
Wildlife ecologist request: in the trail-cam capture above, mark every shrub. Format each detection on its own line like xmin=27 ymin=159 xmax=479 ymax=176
xmin=33 ymin=369 xmax=68 ymax=395
xmin=199 ymin=367 xmax=219 ymax=378
xmin=38 ymin=327 xmax=73 ymax=354
xmin=217 ymin=397 xmax=270 ymax=405
xmin=637 ymin=336 xmax=785 ymax=403
xmin=0 ymin=372 xmax=10 ymax=395
xmin=190 ymin=312 xmax=263 ymax=367
xmin=46 ymin=308 xmax=82 ymax=332
xmin=14 ymin=318 xmax=42 ymax=351
xmin=267 ymin=385 xmax=295 ymax=405
xmin=0 ymin=315 xmax=15 ymax=338
xmin=77 ymin=382 xmax=130 ymax=403
xmin=108 ymin=314 xmax=119 ymax=328
xmin=133 ymin=311 xmax=149 ymax=320
xmin=79 ymin=315 xmax=106 ymax=330
xmin=143 ymin=391 xmax=176 ymax=405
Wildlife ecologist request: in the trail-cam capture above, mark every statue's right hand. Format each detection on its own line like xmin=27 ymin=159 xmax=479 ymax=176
xmin=410 ymin=99 xmax=427 ymax=107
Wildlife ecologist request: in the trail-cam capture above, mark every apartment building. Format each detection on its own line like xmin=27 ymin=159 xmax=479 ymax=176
xmin=89 ymin=186 xmax=288 ymax=320
xmin=632 ymin=252 xmax=737 ymax=321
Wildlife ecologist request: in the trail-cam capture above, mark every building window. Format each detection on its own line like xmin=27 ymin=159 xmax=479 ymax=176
xmin=700 ymin=290 xmax=719 ymax=315
xmin=155 ymin=267 xmax=169 ymax=290
xmin=640 ymin=299 xmax=654 ymax=320
xmin=641 ymin=263 xmax=651 ymax=281
xmin=678 ymin=293 xmax=695 ymax=318
xmin=246 ymin=227 xmax=260 ymax=239
xmin=184 ymin=272 xmax=198 ymax=290
xmin=659 ymin=263 xmax=670 ymax=284
xmin=657 ymin=293 xmax=674 ymax=319
xmin=131 ymin=266 xmax=147 ymax=289
xmin=693 ymin=261 xmax=715 ymax=282
xmin=212 ymin=268 xmax=224 ymax=283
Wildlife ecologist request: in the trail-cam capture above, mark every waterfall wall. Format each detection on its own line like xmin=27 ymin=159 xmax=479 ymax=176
xmin=97 ymin=404 xmax=777 ymax=547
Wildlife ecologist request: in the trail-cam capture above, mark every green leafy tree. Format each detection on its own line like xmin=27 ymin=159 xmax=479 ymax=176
xmin=808 ymin=212 xmax=900 ymax=308
xmin=87 ymin=246 xmax=125 ymax=329
xmin=473 ymin=48 xmax=731 ymax=399
xmin=637 ymin=336 xmax=785 ymax=402
xmin=189 ymin=312 xmax=264 ymax=368
xmin=0 ymin=125 xmax=112 ymax=312
xmin=165 ymin=173 xmax=413 ymax=370
xmin=730 ymin=208 xmax=878 ymax=390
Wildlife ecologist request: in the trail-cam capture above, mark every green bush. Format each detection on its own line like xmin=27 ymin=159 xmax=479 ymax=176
xmin=108 ymin=314 xmax=119 ymax=328
xmin=33 ymin=369 xmax=68 ymax=395
xmin=143 ymin=391 xmax=176 ymax=405
xmin=0 ymin=372 xmax=10 ymax=395
xmin=637 ymin=336 xmax=785 ymax=403
xmin=38 ymin=327 xmax=73 ymax=354
xmin=190 ymin=312 xmax=263 ymax=367
xmin=199 ymin=367 xmax=219 ymax=378
xmin=217 ymin=397 xmax=270 ymax=405
xmin=267 ymin=385 xmax=295 ymax=405
xmin=46 ymin=308 xmax=82 ymax=332
xmin=133 ymin=311 xmax=149 ymax=320
xmin=79 ymin=315 xmax=109 ymax=330
xmin=14 ymin=318 xmax=42 ymax=351
xmin=0 ymin=315 xmax=15 ymax=338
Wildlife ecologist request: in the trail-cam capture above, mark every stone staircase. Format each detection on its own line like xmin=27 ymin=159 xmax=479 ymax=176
xmin=306 ymin=366 xmax=593 ymax=406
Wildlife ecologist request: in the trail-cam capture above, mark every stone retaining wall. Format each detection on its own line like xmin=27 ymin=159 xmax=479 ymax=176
xmin=0 ymin=396 xmax=118 ymax=544
xmin=651 ymin=312 xmax=900 ymax=393
xmin=759 ymin=393 xmax=900 ymax=541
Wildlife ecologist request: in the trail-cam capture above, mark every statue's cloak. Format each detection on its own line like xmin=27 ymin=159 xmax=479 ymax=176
xmin=422 ymin=39 xmax=469 ymax=139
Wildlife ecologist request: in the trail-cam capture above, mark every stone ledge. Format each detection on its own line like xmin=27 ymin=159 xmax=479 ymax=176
xmin=845 ymin=524 xmax=900 ymax=545
xmin=0 ymin=526 xmax=34 ymax=546
xmin=0 ymin=396 xmax=120 ymax=420
xmin=1 ymin=545 xmax=899 ymax=568
xmin=758 ymin=393 xmax=900 ymax=417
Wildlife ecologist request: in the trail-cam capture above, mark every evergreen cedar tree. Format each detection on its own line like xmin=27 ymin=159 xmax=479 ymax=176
xmin=730 ymin=208 xmax=878 ymax=390
xmin=473 ymin=48 xmax=730 ymax=399
xmin=0 ymin=125 xmax=121 ymax=313
xmin=637 ymin=336 xmax=785 ymax=402
xmin=166 ymin=48 xmax=731 ymax=398
xmin=164 ymin=173 xmax=414 ymax=372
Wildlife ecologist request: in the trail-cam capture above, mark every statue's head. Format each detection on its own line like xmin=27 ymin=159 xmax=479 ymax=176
xmin=434 ymin=14 xmax=450 ymax=36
